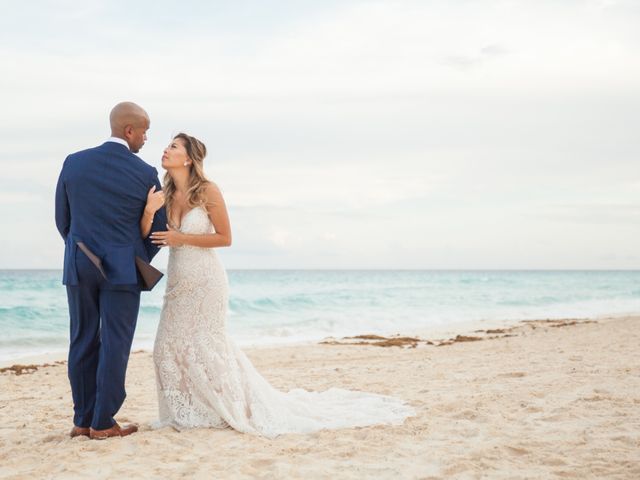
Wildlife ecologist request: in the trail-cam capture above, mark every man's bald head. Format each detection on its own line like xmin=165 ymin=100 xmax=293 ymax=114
xmin=109 ymin=102 xmax=150 ymax=153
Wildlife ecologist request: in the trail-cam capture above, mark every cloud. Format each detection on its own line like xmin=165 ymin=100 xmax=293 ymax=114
xmin=441 ymin=55 xmax=482 ymax=70
xmin=480 ymin=44 xmax=509 ymax=56
xmin=530 ymin=203 xmax=640 ymax=225
xmin=0 ymin=192 xmax=42 ymax=204
xmin=218 ymin=162 xmax=441 ymax=211
xmin=441 ymin=44 xmax=509 ymax=70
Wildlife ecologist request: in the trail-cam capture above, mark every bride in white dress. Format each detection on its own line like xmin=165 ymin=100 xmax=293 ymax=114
xmin=143 ymin=133 xmax=415 ymax=438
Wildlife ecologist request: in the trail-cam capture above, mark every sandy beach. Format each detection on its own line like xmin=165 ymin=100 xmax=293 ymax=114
xmin=1 ymin=316 xmax=639 ymax=479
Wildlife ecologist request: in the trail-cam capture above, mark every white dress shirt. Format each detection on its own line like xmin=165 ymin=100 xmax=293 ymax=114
xmin=106 ymin=136 xmax=130 ymax=150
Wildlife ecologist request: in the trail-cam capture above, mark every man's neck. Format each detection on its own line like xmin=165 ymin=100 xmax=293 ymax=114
xmin=106 ymin=136 xmax=130 ymax=150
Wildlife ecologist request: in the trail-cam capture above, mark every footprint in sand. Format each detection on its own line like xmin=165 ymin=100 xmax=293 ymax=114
xmin=250 ymin=458 xmax=275 ymax=468
xmin=498 ymin=372 xmax=527 ymax=378
xmin=543 ymin=457 xmax=567 ymax=466
xmin=505 ymin=446 xmax=529 ymax=456
xmin=452 ymin=409 xmax=481 ymax=420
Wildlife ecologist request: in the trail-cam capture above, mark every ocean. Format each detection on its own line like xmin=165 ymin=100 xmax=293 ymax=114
xmin=0 ymin=270 xmax=638 ymax=364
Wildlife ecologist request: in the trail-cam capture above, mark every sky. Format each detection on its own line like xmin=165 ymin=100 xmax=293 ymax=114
xmin=0 ymin=0 xmax=639 ymax=269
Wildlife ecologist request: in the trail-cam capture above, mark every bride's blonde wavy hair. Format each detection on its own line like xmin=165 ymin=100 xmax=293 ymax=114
xmin=163 ymin=132 xmax=211 ymax=224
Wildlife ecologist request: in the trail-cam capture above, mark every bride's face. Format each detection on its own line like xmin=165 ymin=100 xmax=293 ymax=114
xmin=161 ymin=138 xmax=191 ymax=170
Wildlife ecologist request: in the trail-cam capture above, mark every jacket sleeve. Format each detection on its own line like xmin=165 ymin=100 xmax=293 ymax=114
xmin=143 ymin=168 xmax=167 ymax=262
xmin=55 ymin=159 xmax=70 ymax=241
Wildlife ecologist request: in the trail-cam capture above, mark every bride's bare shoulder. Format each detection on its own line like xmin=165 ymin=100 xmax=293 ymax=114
xmin=204 ymin=181 xmax=225 ymax=203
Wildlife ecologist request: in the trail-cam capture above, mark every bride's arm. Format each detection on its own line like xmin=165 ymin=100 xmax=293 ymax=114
xmin=180 ymin=183 xmax=232 ymax=247
xmin=151 ymin=183 xmax=232 ymax=248
xmin=141 ymin=186 xmax=165 ymax=238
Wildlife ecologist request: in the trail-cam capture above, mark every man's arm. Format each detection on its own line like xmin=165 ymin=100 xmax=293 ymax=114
xmin=54 ymin=159 xmax=70 ymax=240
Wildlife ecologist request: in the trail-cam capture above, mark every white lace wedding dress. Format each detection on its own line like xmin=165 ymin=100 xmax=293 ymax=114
xmin=153 ymin=207 xmax=415 ymax=438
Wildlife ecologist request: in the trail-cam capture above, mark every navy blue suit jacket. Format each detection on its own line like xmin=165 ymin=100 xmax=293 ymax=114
xmin=55 ymin=141 xmax=167 ymax=290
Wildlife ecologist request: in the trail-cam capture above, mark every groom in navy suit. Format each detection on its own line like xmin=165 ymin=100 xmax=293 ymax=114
xmin=55 ymin=102 xmax=167 ymax=439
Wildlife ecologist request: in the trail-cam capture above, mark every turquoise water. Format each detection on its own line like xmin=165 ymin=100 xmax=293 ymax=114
xmin=0 ymin=270 xmax=639 ymax=362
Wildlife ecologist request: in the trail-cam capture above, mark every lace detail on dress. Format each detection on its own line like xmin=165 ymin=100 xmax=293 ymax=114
xmin=153 ymin=207 xmax=416 ymax=437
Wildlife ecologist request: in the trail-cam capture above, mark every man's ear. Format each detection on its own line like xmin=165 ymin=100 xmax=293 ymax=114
xmin=124 ymin=125 xmax=134 ymax=138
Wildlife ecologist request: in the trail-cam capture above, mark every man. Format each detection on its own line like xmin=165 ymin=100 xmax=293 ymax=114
xmin=55 ymin=102 xmax=167 ymax=439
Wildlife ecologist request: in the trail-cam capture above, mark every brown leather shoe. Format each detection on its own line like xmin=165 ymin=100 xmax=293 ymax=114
xmin=70 ymin=426 xmax=90 ymax=438
xmin=89 ymin=422 xmax=138 ymax=440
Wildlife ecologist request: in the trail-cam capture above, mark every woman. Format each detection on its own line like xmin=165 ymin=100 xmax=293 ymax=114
xmin=143 ymin=133 xmax=415 ymax=437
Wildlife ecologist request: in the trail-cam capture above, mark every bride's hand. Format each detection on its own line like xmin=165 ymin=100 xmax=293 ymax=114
xmin=150 ymin=224 xmax=184 ymax=247
xmin=145 ymin=186 xmax=165 ymax=214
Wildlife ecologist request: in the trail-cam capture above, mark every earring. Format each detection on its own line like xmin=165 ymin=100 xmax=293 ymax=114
xmin=184 ymin=162 xmax=189 ymax=166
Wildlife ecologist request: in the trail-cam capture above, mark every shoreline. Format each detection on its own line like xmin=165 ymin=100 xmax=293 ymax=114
xmin=1 ymin=312 xmax=636 ymax=370
xmin=0 ymin=313 xmax=640 ymax=374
